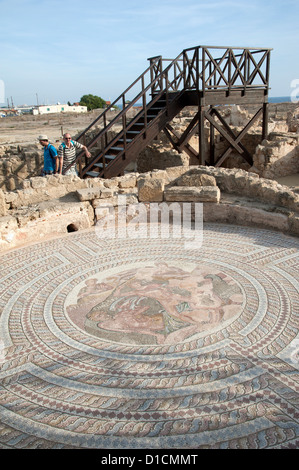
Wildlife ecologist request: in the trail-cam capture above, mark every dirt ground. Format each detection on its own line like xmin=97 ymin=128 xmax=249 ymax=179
xmin=0 ymin=108 xmax=118 ymax=146
xmin=1 ymin=101 xmax=297 ymax=147
xmin=275 ymin=173 xmax=299 ymax=189
xmin=1 ymin=103 xmax=298 ymax=190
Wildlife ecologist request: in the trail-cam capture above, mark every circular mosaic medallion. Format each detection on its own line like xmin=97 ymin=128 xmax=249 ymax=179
xmin=0 ymin=223 xmax=298 ymax=449
xmin=65 ymin=262 xmax=244 ymax=345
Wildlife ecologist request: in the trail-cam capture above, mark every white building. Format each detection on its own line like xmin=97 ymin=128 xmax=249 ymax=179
xmin=32 ymin=104 xmax=88 ymax=115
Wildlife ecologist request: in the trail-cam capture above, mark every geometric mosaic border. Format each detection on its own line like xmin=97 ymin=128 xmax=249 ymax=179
xmin=0 ymin=223 xmax=298 ymax=448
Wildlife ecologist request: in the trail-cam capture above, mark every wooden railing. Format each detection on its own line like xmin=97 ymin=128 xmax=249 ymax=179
xmin=67 ymin=53 xmax=185 ymax=176
xmin=65 ymin=45 xmax=271 ymax=176
xmin=150 ymin=46 xmax=271 ymax=94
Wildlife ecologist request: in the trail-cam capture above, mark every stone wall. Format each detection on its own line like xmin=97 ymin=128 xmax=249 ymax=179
xmin=1 ymin=105 xmax=299 ymax=252
xmin=0 ymin=128 xmax=121 ymax=191
xmin=136 ymin=104 xmax=299 ymax=176
xmin=0 ymin=144 xmax=43 ymax=191
xmin=287 ymin=106 xmax=299 ymax=132
xmin=1 ymin=165 xmax=298 ymax=252
xmin=1 ymin=104 xmax=299 ymax=192
xmin=250 ymin=105 xmax=299 ymax=177
xmin=252 ymin=133 xmax=299 ymax=178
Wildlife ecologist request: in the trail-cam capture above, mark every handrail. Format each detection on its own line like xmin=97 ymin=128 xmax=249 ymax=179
xmin=76 ymin=57 xmax=186 ymax=176
xmin=64 ymin=45 xmax=271 ymax=176
xmin=75 ymin=56 xmax=162 ymax=143
xmin=64 ymin=52 xmax=185 ymax=174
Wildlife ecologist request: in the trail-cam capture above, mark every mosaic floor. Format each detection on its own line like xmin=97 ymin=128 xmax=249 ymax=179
xmin=0 ymin=223 xmax=298 ymax=449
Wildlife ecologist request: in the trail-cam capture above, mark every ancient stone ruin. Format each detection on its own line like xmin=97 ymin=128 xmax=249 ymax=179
xmin=0 ymin=102 xmax=298 ymax=252
xmin=1 ymin=101 xmax=299 ymax=451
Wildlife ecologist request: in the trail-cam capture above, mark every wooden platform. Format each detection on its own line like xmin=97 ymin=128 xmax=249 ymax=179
xmin=62 ymin=45 xmax=272 ymax=178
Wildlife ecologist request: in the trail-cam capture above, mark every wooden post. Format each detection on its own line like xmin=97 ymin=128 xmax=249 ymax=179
xmin=262 ymin=101 xmax=269 ymax=140
xmin=209 ymin=106 xmax=215 ymax=165
xmin=198 ymin=104 xmax=205 ymax=165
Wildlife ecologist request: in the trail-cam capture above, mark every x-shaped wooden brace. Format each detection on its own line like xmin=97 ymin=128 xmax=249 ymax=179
xmin=163 ymin=110 xmax=202 ymax=160
xmin=163 ymin=105 xmax=263 ymax=167
xmin=204 ymin=106 xmax=263 ymax=166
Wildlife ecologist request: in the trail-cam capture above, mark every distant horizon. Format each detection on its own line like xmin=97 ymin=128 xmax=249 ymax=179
xmin=268 ymin=96 xmax=296 ymax=103
xmin=1 ymin=95 xmax=297 ymax=109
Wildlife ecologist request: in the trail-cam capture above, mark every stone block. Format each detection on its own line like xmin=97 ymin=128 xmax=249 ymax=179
xmin=138 ymin=177 xmax=164 ymax=202
xmin=6 ymin=179 xmax=17 ymax=191
xmin=118 ymin=175 xmax=137 ymax=188
xmin=61 ymin=175 xmax=79 ymax=184
xmin=0 ymin=215 xmax=18 ymax=231
xmin=103 ymin=179 xmax=119 ymax=189
xmin=13 ymin=188 xmax=44 ymax=207
xmin=4 ymin=191 xmax=18 ymax=207
xmin=95 ymin=207 xmax=111 ymax=221
xmin=164 ymin=186 xmax=220 ymax=203
xmin=0 ymin=215 xmax=18 ymax=249
xmin=46 ymin=175 xmax=61 ymax=187
xmin=35 ymin=200 xmax=94 ymax=232
xmin=20 ymin=179 xmax=31 ymax=190
xmin=76 ymin=187 xmax=103 ymax=201
xmin=243 ymin=206 xmax=289 ymax=232
xmin=288 ymin=214 xmax=299 ymax=236
xmin=0 ymin=190 xmax=7 ymax=216
xmin=176 ymin=173 xmax=217 ymax=187
xmin=100 ymin=188 xmax=114 ymax=198
xmin=117 ymin=188 xmax=138 ymax=195
xmin=87 ymin=178 xmax=105 ymax=188
xmin=30 ymin=177 xmax=47 ymax=189
xmin=15 ymin=207 xmax=40 ymax=227
xmin=165 ymin=166 xmax=189 ymax=182
xmin=203 ymin=202 xmax=231 ymax=223
xmin=150 ymin=170 xmax=168 ymax=181
xmin=92 ymin=194 xmax=138 ymax=209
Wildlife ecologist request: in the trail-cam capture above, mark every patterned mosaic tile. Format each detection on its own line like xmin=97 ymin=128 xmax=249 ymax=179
xmin=0 ymin=223 xmax=298 ymax=449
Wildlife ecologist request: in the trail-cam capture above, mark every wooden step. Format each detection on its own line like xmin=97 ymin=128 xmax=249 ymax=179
xmin=81 ymin=90 xmax=183 ymax=179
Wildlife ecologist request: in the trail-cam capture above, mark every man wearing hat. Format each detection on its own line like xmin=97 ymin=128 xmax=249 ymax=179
xmin=38 ymin=135 xmax=58 ymax=176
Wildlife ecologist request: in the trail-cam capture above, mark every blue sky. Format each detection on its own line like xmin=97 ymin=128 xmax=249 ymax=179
xmin=0 ymin=0 xmax=298 ymax=105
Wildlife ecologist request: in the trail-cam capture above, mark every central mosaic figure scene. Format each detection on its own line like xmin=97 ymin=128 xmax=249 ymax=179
xmin=66 ymin=262 xmax=243 ymax=345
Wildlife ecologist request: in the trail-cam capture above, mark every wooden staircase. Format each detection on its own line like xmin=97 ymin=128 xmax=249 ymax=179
xmin=83 ymin=92 xmax=184 ymax=179
xmin=64 ymin=45 xmax=272 ymax=178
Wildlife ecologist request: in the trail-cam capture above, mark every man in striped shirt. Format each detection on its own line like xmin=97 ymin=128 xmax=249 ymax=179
xmin=57 ymin=133 xmax=91 ymax=175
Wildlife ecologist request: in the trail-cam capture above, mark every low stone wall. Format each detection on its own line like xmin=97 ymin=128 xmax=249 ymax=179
xmin=253 ymin=133 xmax=299 ymax=178
xmin=1 ymin=105 xmax=299 ymax=193
xmin=0 ymin=144 xmax=43 ymax=191
xmin=91 ymin=167 xmax=299 ymax=240
xmin=0 ymin=173 xmax=137 ymax=251
xmin=0 ymin=199 xmax=94 ymax=252
xmin=0 ymin=165 xmax=298 ymax=252
xmin=0 ymin=128 xmax=120 ymax=191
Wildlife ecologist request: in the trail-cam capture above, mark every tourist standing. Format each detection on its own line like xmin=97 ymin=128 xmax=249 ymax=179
xmin=38 ymin=135 xmax=58 ymax=176
xmin=57 ymin=133 xmax=91 ymax=175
